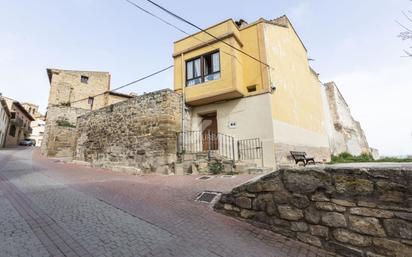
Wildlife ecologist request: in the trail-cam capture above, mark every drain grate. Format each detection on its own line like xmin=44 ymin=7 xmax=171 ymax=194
xmin=196 ymin=176 xmax=213 ymax=180
xmin=196 ymin=191 xmax=220 ymax=203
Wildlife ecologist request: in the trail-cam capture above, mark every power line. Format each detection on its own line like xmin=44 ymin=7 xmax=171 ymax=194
xmin=141 ymin=0 xmax=271 ymax=68
xmin=124 ymin=0 xmax=240 ymax=62
xmin=70 ymin=65 xmax=173 ymax=104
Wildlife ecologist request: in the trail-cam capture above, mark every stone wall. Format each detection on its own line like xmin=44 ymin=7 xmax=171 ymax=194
xmin=324 ymin=82 xmax=371 ymax=156
xmin=74 ymin=89 xmax=182 ymax=174
xmin=47 ymin=69 xmax=111 ymax=110
xmin=41 ymin=106 xmax=89 ymax=157
xmin=216 ymin=165 xmax=412 ymax=257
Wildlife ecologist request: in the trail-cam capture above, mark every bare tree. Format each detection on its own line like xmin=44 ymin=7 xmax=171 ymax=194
xmin=398 ymin=2 xmax=412 ymax=57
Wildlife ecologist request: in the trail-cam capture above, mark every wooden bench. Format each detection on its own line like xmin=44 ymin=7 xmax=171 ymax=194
xmin=290 ymin=151 xmax=315 ymax=166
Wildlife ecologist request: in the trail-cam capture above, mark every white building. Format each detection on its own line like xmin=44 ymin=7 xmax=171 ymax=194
xmin=30 ymin=118 xmax=45 ymax=147
xmin=0 ymin=97 xmax=11 ymax=148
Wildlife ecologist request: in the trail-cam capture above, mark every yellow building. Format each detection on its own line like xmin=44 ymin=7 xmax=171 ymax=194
xmin=173 ymin=16 xmax=331 ymax=167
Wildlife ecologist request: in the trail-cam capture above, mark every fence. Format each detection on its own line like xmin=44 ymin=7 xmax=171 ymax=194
xmin=237 ymin=138 xmax=264 ymax=167
xmin=177 ymin=131 xmax=235 ymax=161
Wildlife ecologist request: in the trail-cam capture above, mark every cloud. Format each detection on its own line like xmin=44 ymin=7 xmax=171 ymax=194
xmin=326 ymin=62 xmax=412 ymax=156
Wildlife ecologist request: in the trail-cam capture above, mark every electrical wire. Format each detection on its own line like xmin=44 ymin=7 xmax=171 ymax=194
xmin=69 ymin=65 xmax=173 ymax=104
xmin=141 ymin=0 xmax=271 ymax=68
xmin=125 ymin=0 xmax=240 ymax=62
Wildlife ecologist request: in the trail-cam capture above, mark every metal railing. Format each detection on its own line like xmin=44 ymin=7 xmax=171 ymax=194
xmin=177 ymin=131 xmax=235 ymax=161
xmin=238 ymin=138 xmax=263 ymax=166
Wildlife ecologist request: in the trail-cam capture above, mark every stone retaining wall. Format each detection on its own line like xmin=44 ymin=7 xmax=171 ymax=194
xmin=216 ymin=165 xmax=412 ymax=257
xmin=41 ymin=106 xmax=89 ymax=157
xmin=74 ymin=89 xmax=182 ymax=174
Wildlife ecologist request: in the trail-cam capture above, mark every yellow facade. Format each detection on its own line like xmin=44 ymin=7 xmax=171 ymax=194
xmin=173 ymin=16 xmax=331 ymax=166
xmin=173 ymin=19 xmax=270 ymax=105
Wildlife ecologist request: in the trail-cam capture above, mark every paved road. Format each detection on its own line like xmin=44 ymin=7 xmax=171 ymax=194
xmin=0 ymin=147 xmax=338 ymax=257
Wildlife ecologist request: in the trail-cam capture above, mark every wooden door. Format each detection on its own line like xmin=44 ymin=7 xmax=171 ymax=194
xmin=201 ymin=113 xmax=218 ymax=151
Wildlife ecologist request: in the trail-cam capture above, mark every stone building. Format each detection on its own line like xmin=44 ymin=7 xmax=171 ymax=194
xmin=22 ymin=102 xmax=41 ymax=118
xmin=0 ymin=97 xmax=11 ymax=148
xmin=323 ymin=82 xmax=371 ymax=156
xmin=42 ymin=69 xmax=132 ymax=157
xmin=2 ymin=97 xmax=34 ymax=146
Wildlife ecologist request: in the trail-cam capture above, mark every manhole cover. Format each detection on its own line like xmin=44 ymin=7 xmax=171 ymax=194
xmin=196 ymin=176 xmax=213 ymax=180
xmin=196 ymin=192 xmax=220 ymax=203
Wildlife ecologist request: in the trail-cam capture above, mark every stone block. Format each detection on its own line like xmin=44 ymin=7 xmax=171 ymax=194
xmin=174 ymin=163 xmax=184 ymax=175
xmin=290 ymin=194 xmax=310 ymax=209
xmin=335 ymin=175 xmax=374 ymax=195
xmin=296 ymin=233 xmax=322 ymax=247
xmin=278 ymin=206 xmax=304 ymax=221
xmin=373 ymin=238 xmax=412 ymax=257
xmin=240 ymin=209 xmax=256 ymax=219
xmin=349 ymin=207 xmax=394 ymax=218
xmin=311 ymin=191 xmax=330 ymax=202
xmin=394 ymin=212 xmax=412 ymax=222
xmin=332 ymin=199 xmax=356 ymax=207
xmin=309 ymin=225 xmax=329 ymax=238
xmin=291 ymin=222 xmax=309 ymax=232
xmin=383 ymin=219 xmax=412 ymax=240
xmin=235 ymin=197 xmax=252 ymax=209
xmin=328 ymin=242 xmax=363 ymax=257
xmin=357 ymin=201 xmax=377 ymax=208
xmin=315 ymin=202 xmax=346 ymax=212
xmin=304 ymin=206 xmax=321 ymax=224
xmin=284 ymin=170 xmax=332 ymax=194
xmin=365 ymin=252 xmax=386 ymax=257
xmin=321 ymin=212 xmax=347 ymax=228
xmin=349 ymin=216 xmax=385 ymax=237
xmin=332 ymin=229 xmax=372 ymax=246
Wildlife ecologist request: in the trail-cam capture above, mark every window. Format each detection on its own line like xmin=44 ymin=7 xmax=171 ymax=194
xmin=81 ymin=75 xmax=89 ymax=84
xmin=9 ymin=125 xmax=16 ymax=137
xmin=88 ymin=97 xmax=94 ymax=109
xmin=247 ymin=85 xmax=257 ymax=93
xmin=186 ymin=51 xmax=220 ymax=86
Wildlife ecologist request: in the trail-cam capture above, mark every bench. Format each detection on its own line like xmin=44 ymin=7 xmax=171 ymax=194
xmin=290 ymin=151 xmax=315 ymax=166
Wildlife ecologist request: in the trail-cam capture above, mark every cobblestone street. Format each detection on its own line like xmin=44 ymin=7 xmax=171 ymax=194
xmin=0 ymin=147 xmax=338 ymax=257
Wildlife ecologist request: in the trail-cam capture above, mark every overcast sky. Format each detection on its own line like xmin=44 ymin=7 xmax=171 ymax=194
xmin=0 ymin=0 xmax=411 ymax=156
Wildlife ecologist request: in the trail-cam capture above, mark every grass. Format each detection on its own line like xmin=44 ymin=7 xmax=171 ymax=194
xmin=329 ymin=152 xmax=412 ymax=164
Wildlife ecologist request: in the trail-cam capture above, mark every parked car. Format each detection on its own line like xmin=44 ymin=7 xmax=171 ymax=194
xmin=19 ymin=139 xmax=34 ymax=146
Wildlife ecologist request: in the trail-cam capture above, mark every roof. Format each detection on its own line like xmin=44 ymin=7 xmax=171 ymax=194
xmin=12 ymin=101 xmax=35 ymax=121
xmin=0 ymin=98 xmax=11 ymax=118
xmin=173 ymin=15 xmax=308 ymax=53
xmin=47 ymin=68 xmax=110 ymax=84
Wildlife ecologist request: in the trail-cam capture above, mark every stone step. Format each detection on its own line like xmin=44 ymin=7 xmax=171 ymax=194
xmin=234 ymin=162 xmax=258 ymax=174
xmin=247 ymin=167 xmax=273 ymax=175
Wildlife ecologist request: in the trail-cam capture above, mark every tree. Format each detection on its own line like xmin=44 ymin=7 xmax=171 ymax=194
xmin=398 ymin=2 xmax=412 ymax=57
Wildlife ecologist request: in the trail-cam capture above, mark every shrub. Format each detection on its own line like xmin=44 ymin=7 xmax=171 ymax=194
xmin=56 ymin=119 xmax=76 ymax=128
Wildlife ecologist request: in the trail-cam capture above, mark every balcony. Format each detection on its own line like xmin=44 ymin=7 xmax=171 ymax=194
xmin=10 ymin=113 xmax=23 ymax=127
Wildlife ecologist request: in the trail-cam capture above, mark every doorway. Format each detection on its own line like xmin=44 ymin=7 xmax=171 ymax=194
xmin=201 ymin=112 xmax=218 ymax=151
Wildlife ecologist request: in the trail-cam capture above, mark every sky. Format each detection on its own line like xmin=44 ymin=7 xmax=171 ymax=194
xmin=0 ymin=0 xmax=411 ymax=156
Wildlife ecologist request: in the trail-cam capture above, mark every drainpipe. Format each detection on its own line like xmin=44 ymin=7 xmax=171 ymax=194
xmin=181 ymin=53 xmax=186 ymax=152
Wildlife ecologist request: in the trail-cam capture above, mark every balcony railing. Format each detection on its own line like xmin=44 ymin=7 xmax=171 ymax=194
xmin=177 ymin=131 xmax=236 ymax=161
xmin=10 ymin=116 xmax=23 ymax=127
